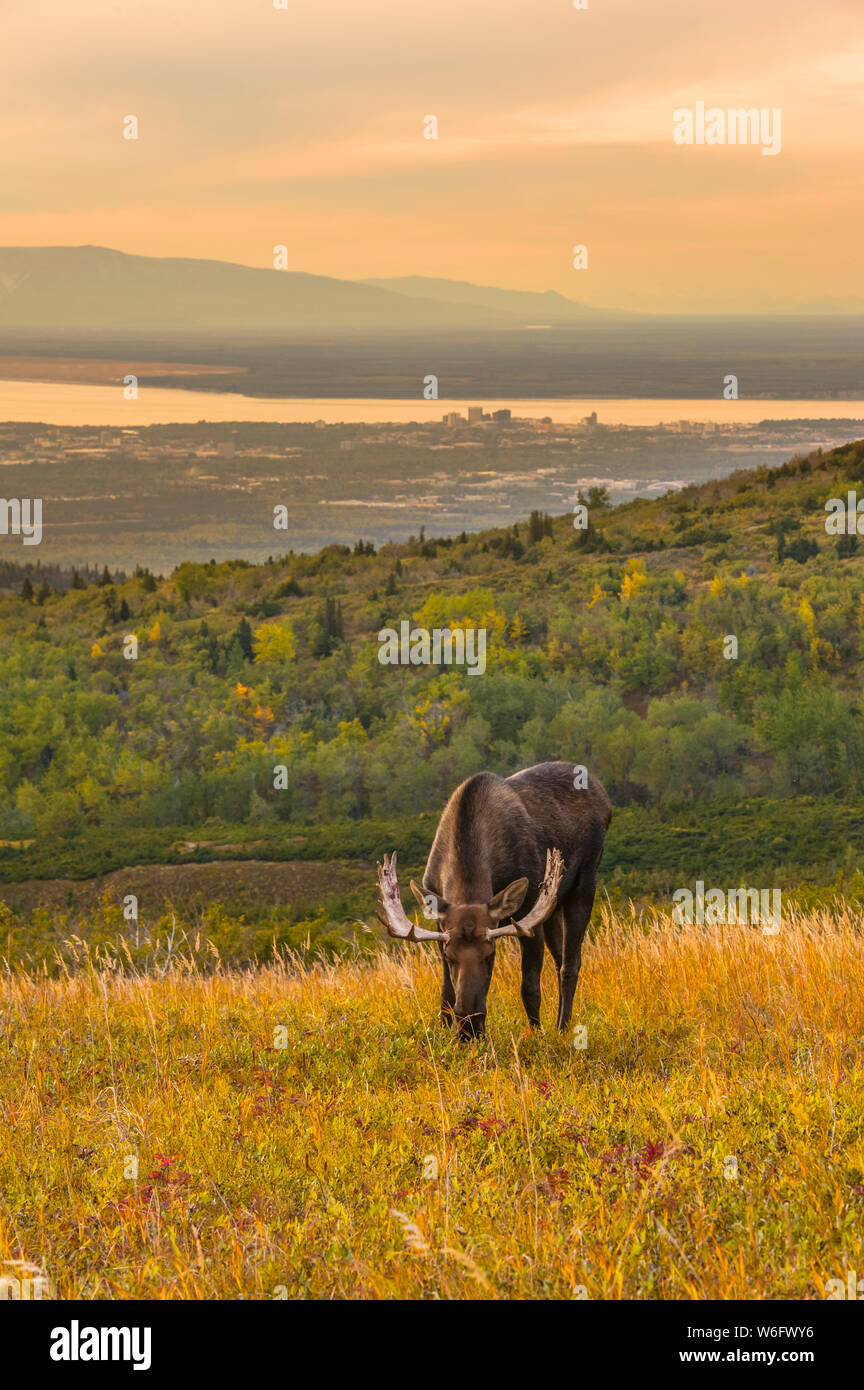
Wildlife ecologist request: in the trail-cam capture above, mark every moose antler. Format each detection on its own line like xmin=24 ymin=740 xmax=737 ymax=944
xmin=486 ymin=848 xmax=565 ymax=939
xmin=377 ymin=853 xmax=449 ymax=942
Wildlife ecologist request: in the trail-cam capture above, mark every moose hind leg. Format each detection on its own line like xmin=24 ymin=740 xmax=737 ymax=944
xmin=557 ymin=873 xmax=597 ymax=1032
xmin=519 ymin=931 xmax=545 ymax=1029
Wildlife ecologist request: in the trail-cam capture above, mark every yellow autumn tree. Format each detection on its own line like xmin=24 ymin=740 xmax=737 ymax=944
xmin=479 ymin=608 xmax=508 ymax=640
xmin=413 ymin=588 xmax=495 ymax=630
xmin=619 ymin=560 xmax=648 ymax=602
xmin=253 ymin=620 xmax=296 ymax=664
xmin=798 ymin=596 xmax=816 ymax=635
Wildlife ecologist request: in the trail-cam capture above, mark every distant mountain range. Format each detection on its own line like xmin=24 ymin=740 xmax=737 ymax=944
xmin=0 ymin=246 xmax=626 ymax=339
xmin=361 ymin=275 xmax=633 ymax=323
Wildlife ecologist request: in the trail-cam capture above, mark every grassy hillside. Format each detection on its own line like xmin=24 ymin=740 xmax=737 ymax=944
xmin=2 ymin=906 xmax=861 ymax=1299
xmin=2 ymin=438 xmax=864 ymax=950
xmin=3 ymin=447 xmax=864 ymax=1306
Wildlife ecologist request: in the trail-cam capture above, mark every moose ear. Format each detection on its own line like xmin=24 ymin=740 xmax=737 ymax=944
xmin=410 ymin=880 xmax=446 ymax=918
xmin=487 ymin=878 xmax=529 ymax=922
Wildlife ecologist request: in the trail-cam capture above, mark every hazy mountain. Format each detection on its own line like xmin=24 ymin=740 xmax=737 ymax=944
xmin=0 ymin=246 xmax=624 ymax=340
xmin=362 ymin=275 xmax=629 ymax=321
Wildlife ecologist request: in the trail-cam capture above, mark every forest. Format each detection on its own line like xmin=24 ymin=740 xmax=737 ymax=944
xmin=2 ymin=438 xmax=864 ymax=932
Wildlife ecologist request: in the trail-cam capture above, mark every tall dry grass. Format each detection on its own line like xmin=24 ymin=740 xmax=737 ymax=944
xmin=1 ymin=905 xmax=862 ymax=1299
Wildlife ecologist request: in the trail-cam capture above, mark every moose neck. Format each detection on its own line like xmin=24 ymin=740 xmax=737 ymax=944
xmin=425 ymin=771 xmax=541 ymax=908
xmin=440 ymin=867 xmax=495 ymax=907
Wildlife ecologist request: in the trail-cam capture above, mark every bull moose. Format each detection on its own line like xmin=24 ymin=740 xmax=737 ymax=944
xmin=377 ymin=761 xmax=611 ymax=1038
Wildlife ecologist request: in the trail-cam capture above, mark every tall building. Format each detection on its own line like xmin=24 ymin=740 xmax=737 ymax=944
xmin=467 ymin=406 xmax=484 ymax=422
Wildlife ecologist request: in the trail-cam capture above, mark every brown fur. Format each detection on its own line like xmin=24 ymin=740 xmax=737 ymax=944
xmin=419 ymin=762 xmax=611 ymax=1038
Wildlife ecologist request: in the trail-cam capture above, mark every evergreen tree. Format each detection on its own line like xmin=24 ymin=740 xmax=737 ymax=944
xmin=310 ymin=597 xmax=345 ymax=657
xmin=837 ymin=533 xmax=859 ymax=558
xmin=235 ymin=617 xmax=254 ymax=662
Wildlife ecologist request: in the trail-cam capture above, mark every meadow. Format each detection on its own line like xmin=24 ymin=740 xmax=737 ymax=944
xmin=4 ymin=439 xmax=864 ymax=1302
xmin=1 ymin=904 xmax=862 ymax=1301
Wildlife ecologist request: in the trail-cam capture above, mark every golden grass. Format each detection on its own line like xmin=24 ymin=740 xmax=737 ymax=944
xmin=1 ymin=906 xmax=863 ymax=1300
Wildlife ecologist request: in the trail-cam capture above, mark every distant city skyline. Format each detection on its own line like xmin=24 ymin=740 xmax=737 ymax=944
xmin=1 ymin=0 xmax=862 ymax=313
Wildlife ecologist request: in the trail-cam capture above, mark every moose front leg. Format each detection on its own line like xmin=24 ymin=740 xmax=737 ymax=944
xmin=439 ymin=944 xmax=456 ymax=1026
xmin=518 ymin=931 xmax=545 ymax=1029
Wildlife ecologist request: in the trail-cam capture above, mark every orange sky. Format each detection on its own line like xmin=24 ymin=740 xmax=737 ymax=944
xmin=1 ymin=0 xmax=862 ymax=312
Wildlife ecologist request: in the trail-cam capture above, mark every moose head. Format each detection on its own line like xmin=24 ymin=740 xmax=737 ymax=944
xmin=377 ymin=848 xmax=564 ymax=1038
